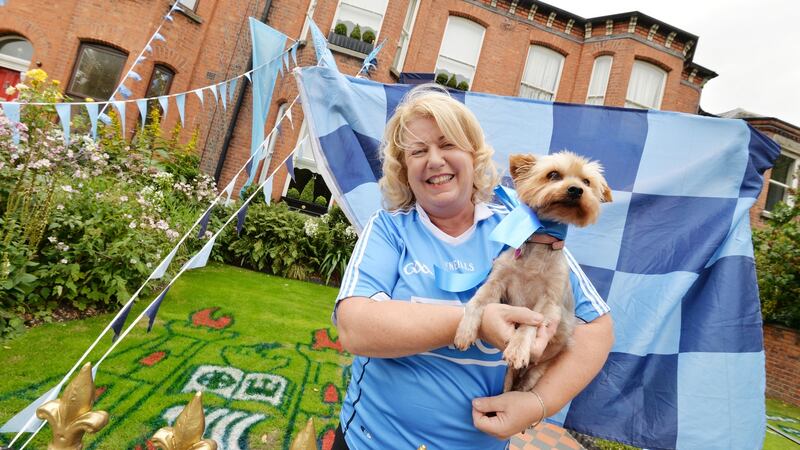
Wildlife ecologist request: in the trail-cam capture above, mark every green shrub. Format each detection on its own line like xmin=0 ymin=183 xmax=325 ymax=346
xmin=286 ymin=187 xmax=301 ymax=199
xmin=447 ymin=74 xmax=458 ymax=89
xmin=350 ymin=24 xmax=361 ymax=40
xmin=753 ymin=189 xmax=800 ymax=330
xmin=334 ymin=23 xmax=348 ymax=36
xmin=457 ymin=81 xmax=470 ymax=91
xmin=362 ymin=30 xmax=376 ymax=44
xmin=0 ymin=69 xmax=215 ymax=340
xmin=435 ymin=73 xmax=449 ymax=86
xmin=300 ymin=178 xmax=315 ymax=202
xmin=314 ymin=196 xmax=328 ymax=207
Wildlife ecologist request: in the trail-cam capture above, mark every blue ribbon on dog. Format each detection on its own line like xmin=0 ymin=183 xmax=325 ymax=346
xmin=489 ymin=185 xmax=544 ymax=248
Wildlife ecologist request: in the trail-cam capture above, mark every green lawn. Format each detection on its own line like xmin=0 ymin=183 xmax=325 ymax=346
xmin=0 ymin=264 xmax=349 ymax=449
xmin=1 ymin=264 xmax=799 ymax=450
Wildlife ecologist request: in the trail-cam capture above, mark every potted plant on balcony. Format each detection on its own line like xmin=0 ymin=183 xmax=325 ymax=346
xmin=283 ymin=178 xmax=328 ymax=215
xmin=435 ymin=73 xmax=449 ymax=86
xmin=328 ymin=22 xmax=375 ymax=55
xmin=362 ymin=30 xmax=376 ymax=45
xmin=457 ymin=81 xmax=470 ymax=91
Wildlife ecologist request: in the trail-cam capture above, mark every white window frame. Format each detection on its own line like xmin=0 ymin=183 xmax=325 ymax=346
xmin=392 ymin=0 xmax=421 ymax=73
xmin=435 ymin=16 xmax=486 ymax=87
xmin=258 ymin=103 xmax=288 ymax=184
xmin=519 ymin=45 xmax=565 ymax=101
xmin=331 ymin=0 xmax=388 ymax=41
xmin=764 ymin=150 xmax=798 ymax=212
xmin=299 ymin=0 xmax=318 ymax=42
xmin=586 ymin=55 xmax=613 ymax=105
xmin=177 ymin=0 xmax=197 ymax=10
xmin=0 ymin=36 xmax=32 ymax=72
xmin=625 ymin=60 xmax=667 ymax=110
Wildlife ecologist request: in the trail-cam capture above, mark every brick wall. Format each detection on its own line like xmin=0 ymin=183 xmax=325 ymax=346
xmin=764 ymin=324 xmax=800 ymax=406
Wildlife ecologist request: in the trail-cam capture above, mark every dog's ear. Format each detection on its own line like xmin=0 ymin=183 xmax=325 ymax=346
xmin=600 ymin=181 xmax=613 ymax=203
xmin=508 ymin=154 xmax=537 ymax=182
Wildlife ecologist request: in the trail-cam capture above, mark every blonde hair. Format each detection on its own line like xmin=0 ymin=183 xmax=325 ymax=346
xmin=379 ymin=85 xmax=499 ymax=211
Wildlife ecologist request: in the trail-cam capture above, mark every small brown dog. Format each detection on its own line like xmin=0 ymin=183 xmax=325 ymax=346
xmin=454 ymin=151 xmax=612 ymax=392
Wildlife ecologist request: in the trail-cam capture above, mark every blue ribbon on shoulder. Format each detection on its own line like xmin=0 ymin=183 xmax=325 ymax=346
xmin=433 ymin=264 xmax=491 ymax=293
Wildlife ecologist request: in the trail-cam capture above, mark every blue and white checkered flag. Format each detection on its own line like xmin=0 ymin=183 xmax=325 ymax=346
xmin=295 ymin=66 xmax=780 ymax=450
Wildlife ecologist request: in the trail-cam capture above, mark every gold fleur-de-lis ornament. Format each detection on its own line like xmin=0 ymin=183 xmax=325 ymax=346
xmin=35 ymin=362 xmax=109 ymax=450
xmin=151 ymin=391 xmax=217 ymax=450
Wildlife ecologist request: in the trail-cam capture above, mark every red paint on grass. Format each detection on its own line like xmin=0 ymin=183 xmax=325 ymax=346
xmin=312 ymin=329 xmax=343 ymax=353
xmin=323 ymin=383 xmax=339 ymax=403
xmin=191 ymin=308 xmax=232 ymax=329
xmin=134 ymin=441 xmax=156 ymax=450
xmin=321 ymin=429 xmax=336 ymax=450
xmin=94 ymin=386 xmax=107 ymax=399
xmin=140 ymin=351 xmax=166 ymax=367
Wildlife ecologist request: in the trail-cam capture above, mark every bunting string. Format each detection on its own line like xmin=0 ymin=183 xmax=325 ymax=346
xmin=8 ymin=19 xmax=378 ymax=447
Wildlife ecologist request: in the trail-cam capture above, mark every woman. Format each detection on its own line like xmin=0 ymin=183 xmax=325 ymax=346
xmin=332 ymin=85 xmax=613 ymax=449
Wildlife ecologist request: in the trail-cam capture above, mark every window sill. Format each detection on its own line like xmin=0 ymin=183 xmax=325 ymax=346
xmin=171 ymin=2 xmax=203 ymax=24
xmin=328 ymin=43 xmax=369 ymax=60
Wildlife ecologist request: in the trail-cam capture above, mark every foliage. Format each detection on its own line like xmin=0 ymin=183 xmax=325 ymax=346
xmin=753 ymin=188 xmax=800 ymax=330
xmin=314 ymin=195 xmax=328 ymax=207
xmin=446 ymin=74 xmax=458 ymax=89
xmin=350 ymin=24 xmax=362 ymax=40
xmin=362 ymin=30 xmax=376 ymax=44
xmin=216 ymin=203 xmax=356 ymax=285
xmin=286 ymin=187 xmax=301 ymax=199
xmin=435 ymin=73 xmax=449 ymax=86
xmin=457 ymin=81 xmax=470 ymax=91
xmin=300 ymin=177 xmax=315 ymax=203
xmin=0 ymin=70 xmax=215 ymax=340
xmin=334 ymin=23 xmax=348 ymax=36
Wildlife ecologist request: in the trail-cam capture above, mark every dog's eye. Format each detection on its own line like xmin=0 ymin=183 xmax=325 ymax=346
xmin=582 ymin=178 xmax=591 ymax=186
xmin=547 ymin=171 xmax=561 ymax=181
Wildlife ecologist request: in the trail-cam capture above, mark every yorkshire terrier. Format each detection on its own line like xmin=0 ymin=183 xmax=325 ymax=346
xmin=454 ymin=151 xmax=612 ymax=392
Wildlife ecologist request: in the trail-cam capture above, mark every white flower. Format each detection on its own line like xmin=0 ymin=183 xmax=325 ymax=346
xmin=130 ymin=258 xmax=138 ymax=264
xmin=304 ymin=219 xmax=320 ymax=237
xmin=4 ymin=86 xmax=16 ymax=96
xmin=56 ymin=204 xmax=64 ymax=210
xmin=166 ymin=230 xmax=180 ymax=240
xmin=47 ymin=236 xmax=57 ymax=243
xmin=129 ymin=221 xmax=137 ymax=229
xmin=119 ymin=195 xmax=128 ymax=202
xmin=344 ymin=225 xmax=357 ymax=239
xmin=60 ymin=258 xmax=68 ymax=264
xmin=61 ymin=185 xmax=74 ymax=193
xmin=146 ymin=262 xmax=152 ymax=268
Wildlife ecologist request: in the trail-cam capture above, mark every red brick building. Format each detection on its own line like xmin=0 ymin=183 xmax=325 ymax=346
xmin=1 ymin=0 xmax=719 ymax=205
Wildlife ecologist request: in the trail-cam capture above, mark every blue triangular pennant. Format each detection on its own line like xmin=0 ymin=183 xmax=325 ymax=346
xmin=244 ymin=72 xmax=251 ymax=83
xmin=145 ymin=44 xmax=153 ymax=53
xmin=85 ymin=102 xmax=99 ymax=141
xmin=149 ymin=245 xmax=178 ymax=280
xmin=194 ymin=89 xmax=204 ymax=106
xmin=99 ymin=112 xmax=112 ymax=125
xmin=286 ymin=154 xmax=295 ymax=181
xmin=197 ymin=207 xmax=213 ymax=239
xmin=119 ymin=84 xmax=132 ymax=99
xmin=136 ymin=99 xmax=147 ymax=130
xmin=181 ymin=235 xmax=216 ymax=271
xmin=1 ymin=102 xmax=20 ymax=145
xmin=283 ymin=52 xmax=290 ymax=72
xmin=237 ymin=202 xmax=250 ymax=235
xmin=219 ymin=82 xmax=227 ymax=110
xmin=129 ymin=70 xmax=142 ymax=81
xmin=308 ymin=18 xmax=338 ymax=69
xmin=208 ymin=84 xmax=218 ymax=103
xmin=153 ymin=32 xmax=166 ymax=42
xmin=144 ymin=285 xmax=171 ymax=332
xmin=112 ymin=101 xmax=126 ymax=135
xmin=158 ymin=96 xmax=169 ymax=121
xmin=175 ymin=94 xmax=186 ymax=126
xmin=291 ymin=43 xmax=298 ymax=67
xmin=55 ymin=103 xmax=71 ymax=147
xmin=229 ymin=78 xmax=238 ymax=104
xmin=136 ymin=55 xmax=147 ymax=64
xmin=110 ymin=302 xmax=133 ymax=341
xmin=263 ymin=174 xmax=273 ymax=205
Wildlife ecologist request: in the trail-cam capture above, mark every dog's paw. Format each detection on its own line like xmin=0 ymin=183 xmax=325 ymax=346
xmin=503 ymin=342 xmax=530 ymax=369
xmin=453 ymin=323 xmax=477 ymax=351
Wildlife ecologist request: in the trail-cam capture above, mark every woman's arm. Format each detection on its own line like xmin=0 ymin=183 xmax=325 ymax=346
xmin=472 ymin=314 xmax=614 ymax=439
xmin=336 ymin=296 xmax=544 ymax=358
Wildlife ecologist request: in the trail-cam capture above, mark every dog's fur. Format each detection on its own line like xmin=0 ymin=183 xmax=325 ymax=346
xmin=454 ymin=151 xmax=612 ymax=392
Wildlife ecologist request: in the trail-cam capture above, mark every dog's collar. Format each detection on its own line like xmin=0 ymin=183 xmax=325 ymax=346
xmin=514 ymin=234 xmax=565 ymax=258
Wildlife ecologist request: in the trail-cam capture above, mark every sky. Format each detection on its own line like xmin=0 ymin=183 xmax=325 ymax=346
xmin=549 ymin=0 xmax=800 ymax=126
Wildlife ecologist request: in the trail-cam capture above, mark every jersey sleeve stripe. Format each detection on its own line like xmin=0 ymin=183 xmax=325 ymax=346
xmin=340 ymin=211 xmax=380 ymax=299
xmin=563 ymin=248 xmax=611 ymax=314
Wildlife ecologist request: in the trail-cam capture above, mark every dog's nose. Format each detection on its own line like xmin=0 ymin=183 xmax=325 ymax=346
xmin=567 ymin=186 xmax=583 ymax=199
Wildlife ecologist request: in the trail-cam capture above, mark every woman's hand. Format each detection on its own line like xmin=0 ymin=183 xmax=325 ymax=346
xmin=472 ymin=391 xmax=544 ymax=439
xmin=531 ymin=316 xmax=560 ymax=364
xmin=478 ymin=303 xmax=543 ymax=351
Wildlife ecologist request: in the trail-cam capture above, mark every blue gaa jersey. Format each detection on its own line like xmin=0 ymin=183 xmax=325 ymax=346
xmin=335 ymin=203 xmax=610 ymax=450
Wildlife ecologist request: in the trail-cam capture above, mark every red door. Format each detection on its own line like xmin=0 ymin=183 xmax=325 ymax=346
xmin=0 ymin=68 xmax=21 ymax=101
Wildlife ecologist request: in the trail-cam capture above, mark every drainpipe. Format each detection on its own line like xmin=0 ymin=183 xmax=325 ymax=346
xmin=214 ymin=0 xmax=273 ymax=183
